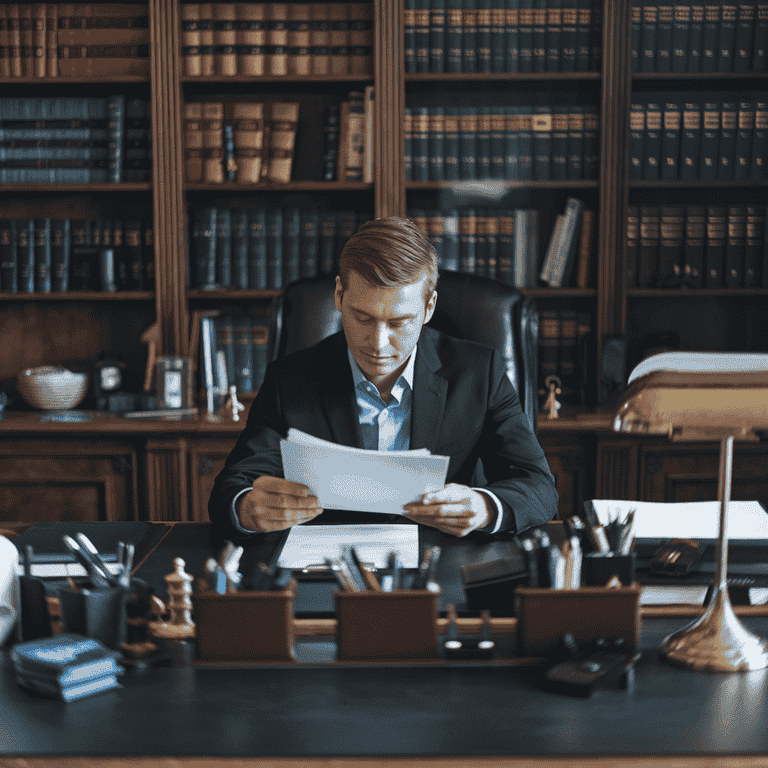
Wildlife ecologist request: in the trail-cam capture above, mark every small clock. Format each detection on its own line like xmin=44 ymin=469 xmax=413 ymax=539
xmin=94 ymin=354 xmax=126 ymax=410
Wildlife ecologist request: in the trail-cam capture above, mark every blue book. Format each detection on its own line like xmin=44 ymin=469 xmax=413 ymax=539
xmin=672 ymin=0 xmax=691 ymax=71
xmin=106 ymin=94 xmax=125 ymax=183
xmin=517 ymin=105 xmax=534 ymax=180
xmin=266 ymin=208 xmax=283 ymax=289
xmin=576 ymin=0 xmax=593 ymax=70
xmin=17 ymin=218 xmax=34 ymax=293
xmin=232 ymin=317 xmax=253 ymax=393
xmin=248 ymin=208 xmax=268 ymax=289
xmin=429 ymin=107 xmax=445 ymax=181
xmin=718 ymin=0 xmax=738 ymax=70
xmin=518 ymin=0 xmax=534 ymax=71
xmin=752 ymin=101 xmax=768 ymax=180
xmin=628 ymin=102 xmax=645 ymax=180
xmin=215 ymin=207 xmax=232 ymax=288
xmin=583 ymin=107 xmax=600 ymax=178
xmin=430 ymin=0 xmax=447 ymax=71
xmin=655 ymin=0 xmax=674 ymax=71
xmin=231 ymin=209 xmax=249 ymax=289
xmin=562 ymin=0 xmax=579 ymax=70
xmin=477 ymin=107 xmax=492 ymax=178
xmin=415 ymin=0 xmax=431 ymax=71
xmin=545 ymin=0 xmax=562 ymax=71
xmin=491 ymin=0 xmax=506 ymax=70
xmin=319 ymin=211 xmax=338 ymax=274
xmin=533 ymin=105 xmax=553 ymax=180
xmin=551 ymin=105 xmax=569 ymax=180
xmin=413 ymin=107 xmax=430 ymax=181
xmin=404 ymin=107 xmax=414 ymax=181
xmin=459 ymin=107 xmax=478 ymax=179
xmin=754 ymin=1 xmax=768 ymax=68
xmin=490 ymin=107 xmax=506 ymax=178
xmin=459 ymin=208 xmax=477 ymax=273
xmin=688 ymin=1 xmax=705 ymax=70
xmin=299 ymin=208 xmax=320 ymax=278
xmin=51 ymin=218 xmax=70 ymax=293
xmin=532 ymin=0 xmax=547 ymax=71
xmin=70 ymin=219 xmax=93 ymax=290
xmin=718 ymin=101 xmax=738 ymax=180
xmin=463 ymin=0 xmax=478 ymax=71
xmin=446 ymin=0 xmax=464 ymax=71
xmin=699 ymin=102 xmax=721 ymax=180
xmin=505 ymin=0 xmax=520 ymax=71
xmin=34 ymin=218 xmax=51 ymax=293
xmin=640 ymin=0 xmax=658 ymax=71
xmin=444 ymin=106 xmax=461 ymax=180
xmin=283 ymin=207 xmax=301 ymax=286
xmin=0 ymin=219 xmax=18 ymax=293
xmin=567 ymin=105 xmax=585 ymax=179
xmin=100 ymin=245 xmax=117 ymax=292
xmin=477 ymin=0 xmax=493 ymax=71
xmin=497 ymin=209 xmax=515 ymax=284
xmin=661 ymin=101 xmax=682 ymax=180
xmin=223 ymin=124 xmax=236 ymax=181
xmin=734 ymin=0 xmax=756 ymax=71
xmin=701 ymin=0 xmax=719 ymax=71
xmin=504 ymin=106 xmax=520 ymax=180
xmin=680 ymin=102 xmax=702 ymax=180
xmin=643 ymin=101 xmax=663 ymax=180
xmin=405 ymin=0 xmax=417 ymax=71
xmin=194 ymin=207 xmax=218 ymax=289
xmin=734 ymin=101 xmax=755 ymax=181
xmin=442 ymin=210 xmax=461 ymax=270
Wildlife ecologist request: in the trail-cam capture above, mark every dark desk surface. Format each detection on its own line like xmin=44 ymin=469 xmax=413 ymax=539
xmin=4 ymin=522 xmax=768 ymax=764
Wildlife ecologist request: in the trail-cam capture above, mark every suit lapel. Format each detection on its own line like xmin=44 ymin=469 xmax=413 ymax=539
xmin=410 ymin=328 xmax=448 ymax=453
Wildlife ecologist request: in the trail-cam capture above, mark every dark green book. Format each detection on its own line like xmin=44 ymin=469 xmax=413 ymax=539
xmin=194 ymin=208 xmax=218 ymax=290
xmin=283 ymin=207 xmax=301 ymax=286
xmin=725 ymin=206 xmax=746 ymax=287
xmin=638 ymin=205 xmax=660 ymax=287
xmin=701 ymin=0 xmax=720 ymax=71
xmin=583 ymin=107 xmax=599 ymax=178
xmin=477 ymin=0 xmax=493 ymax=71
xmin=0 ymin=219 xmax=17 ymax=293
xmin=626 ymin=205 xmax=640 ymax=287
xmin=474 ymin=209 xmax=488 ymax=276
xmin=405 ymin=0 xmax=417 ymax=71
xmin=430 ymin=0 xmax=447 ymax=71
xmin=51 ymin=218 xmax=71 ymax=293
xmin=404 ymin=107 xmax=413 ymax=180
xmin=735 ymin=101 xmax=755 ymax=181
xmin=705 ymin=205 xmax=726 ymax=286
xmin=551 ymin=105 xmax=569 ymax=180
xmin=216 ymin=315 xmax=236 ymax=390
xmin=754 ymin=0 xmax=768 ymax=68
xmin=486 ymin=211 xmax=499 ymax=278
xmin=71 ymin=219 xmax=94 ymax=291
xmin=459 ymin=106 xmax=478 ymax=179
xmin=266 ymin=208 xmax=283 ymax=289
xmin=490 ymin=107 xmax=506 ymax=178
xmin=459 ymin=208 xmax=477 ymax=273
xmin=463 ymin=0 xmax=478 ymax=71
xmin=429 ymin=107 xmax=445 ymax=181
xmin=699 ymin=102 xmax=720 ymax=179
xmin=491 ymin=0 xmax=506 ymax=70
xmin=299 ymin=208 xmax=320 ymax=278
xmin=518 ymin=0 xmax=534 ymax=71
xmin=655 ymin=0 xmax=674 ymax=71
xmin=319 ymin=211 xmax=337 ymax=274
xmin=444 ymin=106 xmax=460 ymax=180
xmin=251 ymin=321 xmax=270 ymax=391
xmin=680 ymin=102 xmax=701 ymax=180
xmin=734 ymin=0 xmax=756 ymax=70
xmin=672 ymin=0 xmax=691 ymax=71
xmin=505 ymin=0 xmax=520 ymax=71
xmin=717 ymin=0 xmax=737 ymax=71
xmin=658 ymin=205 xmax=685 ymax=286
xmin=477 ymin=106 xmax=492 ymax=178
xmin=576 ymin=0 xmax=592 ymax=70
xmin=643 ymin=100 xmax=663 ymax=180
xmin=532 ymin=0 xmax=547 ymax=71
xmin=717 ymin=101 xmax=738 ymax=180
xmin=545 ymin=0 xmax=562 ymax=71
xmin=752 ymin=101 xmax=768 ymax=180
xmin=34 ymin=217 xmax=51 ymax=293
xmin=629 ymin=102 xmax=645 ymax=180
xmin=123 ymin=220 xmax=142 ymax=291
xmin=215 ymin=207 xmax=232 ymax=288
xmin=562 ymin=0 xmax=578 ymax=70
xmin=660 ymin=100 xmax=682 ymax=180
xmin=247 ymin=208 xmax=268 ymax=289
xmin=683 ymin=204 xmax=706 ymax=287
xmin=588 ymin=0 xmax=602 ymax=70
xmin=744 ymin=206 xmax=765 ymax=287
xmin=231 ymin=209 xmax=249 ymax=289
xmin=517 ymin=105 xmax=534 ymax=180
xmin=413 ymin=106 xmax=430 ymax=181
xmin=688 ymin=0 xmax=704 ymax=70
xmin=232 ymin=316 xmax=253 ymax=393
xmin=567 ymin=105 xmax=585 ymax=179
xmin=640 ymin=0 xmax=658 ymax=71
xmin=17 ymin=218 xmax=35 ymax=293
xmin=631 ymin=0 xmax=642 ymax=70
xmin=446 ymin=0 xmax=464 ymax=72
xmin=497 ymin=208 xmax=515 ymax=283
xmin=415 ymin=0 xmax=431 ymax=71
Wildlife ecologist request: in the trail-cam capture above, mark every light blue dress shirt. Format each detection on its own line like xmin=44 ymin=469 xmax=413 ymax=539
xmin=231 ymin=346 xmax=504 ymax=534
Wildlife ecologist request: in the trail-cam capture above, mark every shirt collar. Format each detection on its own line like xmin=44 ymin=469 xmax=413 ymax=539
xmin=347 ymin=346 xmax=417 ymax=402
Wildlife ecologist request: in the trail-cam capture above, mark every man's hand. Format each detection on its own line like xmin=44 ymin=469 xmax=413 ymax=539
xmin=402 ymin=484 xmax=496 ymax=537
xmin=236 ymin=476 xmax=323 ymax=533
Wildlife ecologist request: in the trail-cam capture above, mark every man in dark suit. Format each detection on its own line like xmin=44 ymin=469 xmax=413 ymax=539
xmin=209 ymin=217 xmax=557 ymax=541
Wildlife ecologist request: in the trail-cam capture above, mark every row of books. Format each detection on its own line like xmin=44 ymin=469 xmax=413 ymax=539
xmin=631 ymin=0 xmax=768 ymax=73
xmin=200 ymin=314 xmax=271 ymax=396
xmin=180 ymin=2 xmax=373 ymax=78
xmin=629 ymin=99 xmax=767 ymax=182
xmin=408 ymin=201 xmax=593 ymax=288
xmin=626 ymin=203 xmax=768 ymax=288
xmin=0 ymin=217 xmax=155 ymax=293
xmin=0 ymin=96 xmax=151 ymax=184
xmin=322 ymin=88 xmax=375 ymax=182
xmin=184 ymin=100 xmax=298 ymax=185
xmin=404 ymin=0 xmax=602 ymax=73
xmin=405 ymin=104 xmax=600 ymax=182
xmin=538 ymin=308 xmax=593 ymax=407
xmin=189 ymin=207 xmax=372 ymax=291
xmin=0 ymin=3 xmax=150 ymax=78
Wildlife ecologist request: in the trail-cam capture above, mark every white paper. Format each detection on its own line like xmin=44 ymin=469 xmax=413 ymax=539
xmin=0 ymin=536 xmax=19 ymax=645
xmin=277 ymin=523 xmax=420 ymax=569
xmin=588 ymin=499 xmax=768 ymax=540
xmin=14 ymin=561 xmax=124 ymax=578
xmin=280 ymin=429 xmax=449 ymax=515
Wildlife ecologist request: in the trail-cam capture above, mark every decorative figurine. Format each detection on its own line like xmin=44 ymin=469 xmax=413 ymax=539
xmin=148 ymin=557 xmax=196 ymax=640
xmin=222 ymin=385 xmax=245 ymax=422
xmin=540 ymin=375 xmax=563 ymax=420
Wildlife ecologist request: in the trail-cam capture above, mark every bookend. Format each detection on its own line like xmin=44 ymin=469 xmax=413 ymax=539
xmin=335 ymin=589 xmax=440 ymax=661
xmin=192 ymin=581 xmax=297 ymax=662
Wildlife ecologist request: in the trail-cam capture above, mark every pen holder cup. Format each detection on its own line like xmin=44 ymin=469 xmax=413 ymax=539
xmin=335 ymin=589 xmax=440 ymax=661
xmin=582 ymin=553 xmax=636 ymax=587
xmin=58 ymin=584 xmax=128 ymax=651
xmin=515 ymin=585 xmax=641 ymax=657
xmin=192 ymin=582 xmax=297 ymax=662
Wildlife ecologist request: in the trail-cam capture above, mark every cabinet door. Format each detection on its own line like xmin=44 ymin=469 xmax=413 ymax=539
xmin=540 ymin=436 xmax=595 ymax=520
xmin=0 ymin=440 xmax=137 ymax=523
xmin=188 ymin=440 xmax=238 ymax=523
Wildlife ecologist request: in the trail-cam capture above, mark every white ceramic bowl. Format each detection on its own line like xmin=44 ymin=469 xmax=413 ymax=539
xmin=17 ymin=366 xmax=89 ymax=410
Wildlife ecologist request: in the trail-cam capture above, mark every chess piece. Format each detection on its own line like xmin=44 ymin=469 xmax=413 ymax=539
xmin=148 ymin=557 xmax=196 ymax=640
xmin=540 ymin=375 xmax=562 ymax=420
xmin=222 ymin=385 xmax=245 ymax=422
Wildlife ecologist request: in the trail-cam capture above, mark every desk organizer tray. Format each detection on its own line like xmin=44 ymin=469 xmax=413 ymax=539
xmin=192 ymin=583 xmax=297 ymax=662
xmin=515 ymin=585 xmax=642 ymax=656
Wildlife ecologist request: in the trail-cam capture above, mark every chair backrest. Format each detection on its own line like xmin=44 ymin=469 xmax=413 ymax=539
xmin=270 ymin=271 xmax=539 ymax=432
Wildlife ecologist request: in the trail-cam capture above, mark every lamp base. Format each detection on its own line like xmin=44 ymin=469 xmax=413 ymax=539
xmin=660 ymin=585 xmax=768 ymax=672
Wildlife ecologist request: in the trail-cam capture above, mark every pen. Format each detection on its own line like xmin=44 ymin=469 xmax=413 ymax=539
xmin=424 ymin=546 xmax=441 ymax=592
xmin=62 ymin=535 xmax=112 ymax=588
xmin=337 ymin=558 xmax=364 ymax=591
xmin=340 ymin=548 xmax=368 ymax=591
xmin=75 ymin=533 xmax=118 ymax=586
xmin=518 ymin=536 xmax=539 ymax=588
xmin=349 ymin=547 xmax=382 ymax=591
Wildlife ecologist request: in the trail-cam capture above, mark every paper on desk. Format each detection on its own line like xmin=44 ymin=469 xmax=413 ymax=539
xmin=587 ymin=499 xmax=768 ymax=540
xmin=280 ymin=429 xmax=449 ymax=515
xmin=277 ymin=524 xmax=420 ymax=569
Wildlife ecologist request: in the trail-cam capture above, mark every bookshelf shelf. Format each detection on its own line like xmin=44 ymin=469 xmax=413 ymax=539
xmin=629 ymin=180 xmax=768 ymax=189
xmin=404 ymin=73 xmax=602 ymax=82
xmin=185 ymin=182 xmax=374 ymax=192
xmin=631 ymin=72 xmax=768 ymax=82
xmin=526 ymin=288 xmax=597 ymax=298
xmin=0 ymin=76 xmax=151 ymax=84
xmin=180 ymin=75 xmax=374 ymax=84
xmin=0 ymin=183 xmax=153 ymax=193
xmin=0 ymin=292 xmax=155 ymax=301
xmin=187 ymin=289 xmax=282 ymax=299
xmin=628 ymin=288 xmax=768 ymax=297
xmin=405 ymin=181 xmax=600 ymax=190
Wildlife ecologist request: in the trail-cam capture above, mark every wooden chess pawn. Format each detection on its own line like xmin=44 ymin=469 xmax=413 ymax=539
xmin=149 ymin=557 xmax=196 ymax=640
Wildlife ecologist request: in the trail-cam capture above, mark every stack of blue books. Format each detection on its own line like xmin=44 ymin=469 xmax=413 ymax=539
xmin=10 ymin=633 xmax=123 ymax=702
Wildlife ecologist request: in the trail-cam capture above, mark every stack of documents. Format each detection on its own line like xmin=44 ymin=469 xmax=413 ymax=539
xmin=280 ymin=429 xmax=449 ymax=515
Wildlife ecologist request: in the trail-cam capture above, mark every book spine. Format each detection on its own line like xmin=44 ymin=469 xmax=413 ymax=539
xmin=442 ymin=209 xmax=461 ymax=270
xmin=752 ymin=101 xmax=768 ymax=180
xmin=490 ymin=106 xmax=506 ymax=179
xmin=267 ymin=2 xmax=289 ymax=76
xmin=551 ymin=104 xmax=569 ymax=179
xmin=701 ymin=0 xmax=719 ymax=71
xmin=310 ymin=2 xmax=331 ymax=75
xmin=540 ymin=213 xmax=565 ymax=284
xmin=628 ymin=102 xmax=645 ymax=180
xmin=107 ymin=94 xmax=125 ymax=183
xmin=658 ymin=205 xmax=684 ymax=286
xmin=238 ymin=3 xmax=266 ymax=77
xmin=335 ymin=210 xmax=357 ymax=258
xmin=718 ymin=0 xmax=738 ymax=71
xmin=444 ymin=106 xmax=460 ymax=180
xmin=474 ymin=209 xmax=488 ymax=276
xmin=215 ymin=206 xmax=232 ymax=288
xmin=672 ymin=0 xmax=691 ymax=71
xmin=576 ymin=207 xmax=594 ymax=288
xmin=705 ymin=205 xmax=726 ymax=286
xmin=288 ymin=3 xmax=313 ymax=77
xmin=504 ymin=106 xmax=519 ymax=180
xmin=46 ymin=2 xmax=57 ymax=78
xmin=505 ymin=0 xmax=520 ymax=71
xmin=231 ymin=209 xmax=249 ymax=289
xmin=144 ymin=222 xmax=155 ymax=290
xmin=532 ymin=105 xmax=553 ymax=180
xmin=680 ymin=101 xmax=701 ymax=180
xmin=267 ymin=208 xmax=283 ymax=288
xmin=725 ymin=205 xmax=746 ymax=286
xmin=655 ymin=0 xmax=674 ymax=71
xmin=194 ymin=207 xmax=218 ymax=289
xmin=20 ymin=4 xmax=33 ymax=77
xmin=232 ymin=317 xmax=253 ymax=392
xmin=415 ymin=0 xmax=430 ymax=72
xmin=459 ymin=106 xmax=477 ymax=179
xmin=223 ymin=123 xmax=236 ymax=181
xmin=18 ymin=218 xmax=34 ymax=293
xmin=551 ymin=197 xmax=585 ymax=286
xmin=477 ymin=0 xmax=492 ymax=71
xmin=403 ymin=106 xmax=413 ymax=181
xmin=518 ymin=0 xmax=533 ymax=71
xmin=34 ymin=217 xmax=51 ymax=293
xmin=561 ymin=0 xmax=578 ymax=70
xmin=583 ymin=107 xmax=599 ymax=178
xmin=734 ymin=0 xmax=756 ymax=70
xmin=405 ymin=0 xmax=417 ymax=71
xmin=463 ymin=0 xmax=478 ymax=71
xmin=0 ymin=7 xmax=10 ymax=79
xmin=216 ymin=315 xmax=236 ymax=390
xmin=545 ymin=0 xmax=562 ymax=71
xmin=734 ymin=100 xmax=755 ymax=180
xmin=413 ymin=106 xmax=430 ymax=181
xmin=744 ymin=205 xmax=765 ymax=286
xmin=283 ymin=207 xmax=300 ymax=285
xmin=754 ymin=1 xmax=768 ymax=69
xmin=266 ymin=101 xmax=299 ymax=183
xmin=643 ymin=100 xmax=662 ymax=179
xmin=182 ymin=3 xmax=202 ymax=77
xmin=476 ymin=106 xmax=492 ymax=178
xmin=199 ymin=3 xmax=216 ymax=75
xmin=683 ymin=204 xmax=706 ymax=287
xmin=491 ymin=0 xmax=506 ymax=70
xmin=251 ymin=321 xmax=270 ymax=391
xmin=424 ymin=209 xmax=444 ymax=268
xmin=299 ymin=208 xmax=319 ymax=278
xmin=8 ymin=4 xmax=21 ymax=78
xmin=183 ymin=101 xmax=204 ymax=183
xmin=231 ymin=102 xmax=264 ymax=185
xmin=688 ymin=1 xmax=704 ymax=70
xmin=496 ymin=208 xmax=514 ymax=283
xmin=429 ymin=107 xmax=445 ymax=181
xmin=319 ymin=211 xmax=337 ymax=274
xmin=718 ymin=101 xmax=738 ymax=180
xmin=123 ymin=219 xmax=142 ymax=290
xmin=446 ymin=0 xmax=463 ymax=71
xmin=660 ymin=100 xmax=681 ymax=180
xmin=638 ymin=205 xmax=660 ymax=287
xmin=431 ymin=0 xmax=447 ymax=71
xmin=576 ymin=0 xmax=591 ymax=70
xmin=459 ymin=208 xmax=477 ymax=273
xmin=532 ymin=0 xmax=547 ymax=71
xmin=213 ymin=3 xmax=237 ymax=76
xmin=699 ymin=101 xmax=720 ymax=179
xmin=100 ymin=246 xmax=116 ymax=292
xmin=526 ymin=209 xmax=539 ymax=287
xmin=517 ymin=105 xmax=534 ymax=180
xmin=202 ymin=101 xmax=224 ymax=183
xmin=51 ymin=218 xmax=71 ymax=292
xmin=626 ymin=205 xmax=639 ymax=287
xmin=248 ymin=207 xmax=268 ymax=289
xmin=567 ymin=105 xmax=585 ymax=179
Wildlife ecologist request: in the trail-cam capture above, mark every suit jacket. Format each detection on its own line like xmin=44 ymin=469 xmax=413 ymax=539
xmin=208 ymin=326 xmax=558 ymax=542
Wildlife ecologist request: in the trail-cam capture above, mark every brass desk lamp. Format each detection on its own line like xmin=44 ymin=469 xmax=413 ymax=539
xmin=613 ymin=351 xmax=768 ymax=672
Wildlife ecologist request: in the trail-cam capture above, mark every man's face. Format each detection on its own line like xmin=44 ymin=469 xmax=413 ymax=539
xmin=335 ymin=270 xmax=437 ymax=394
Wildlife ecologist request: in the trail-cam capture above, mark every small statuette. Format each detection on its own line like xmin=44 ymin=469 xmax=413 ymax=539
xmin=222 ymin=385 xmax=245 ymax=422
xmin=149 ymin=557 xmax=196 ymax=640
xmin=540 ymin=375 xmax=563 ymax=420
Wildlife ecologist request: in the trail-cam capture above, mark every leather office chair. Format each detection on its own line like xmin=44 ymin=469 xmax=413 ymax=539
xmin=269 ymin=270 xmax=539 ymax=432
